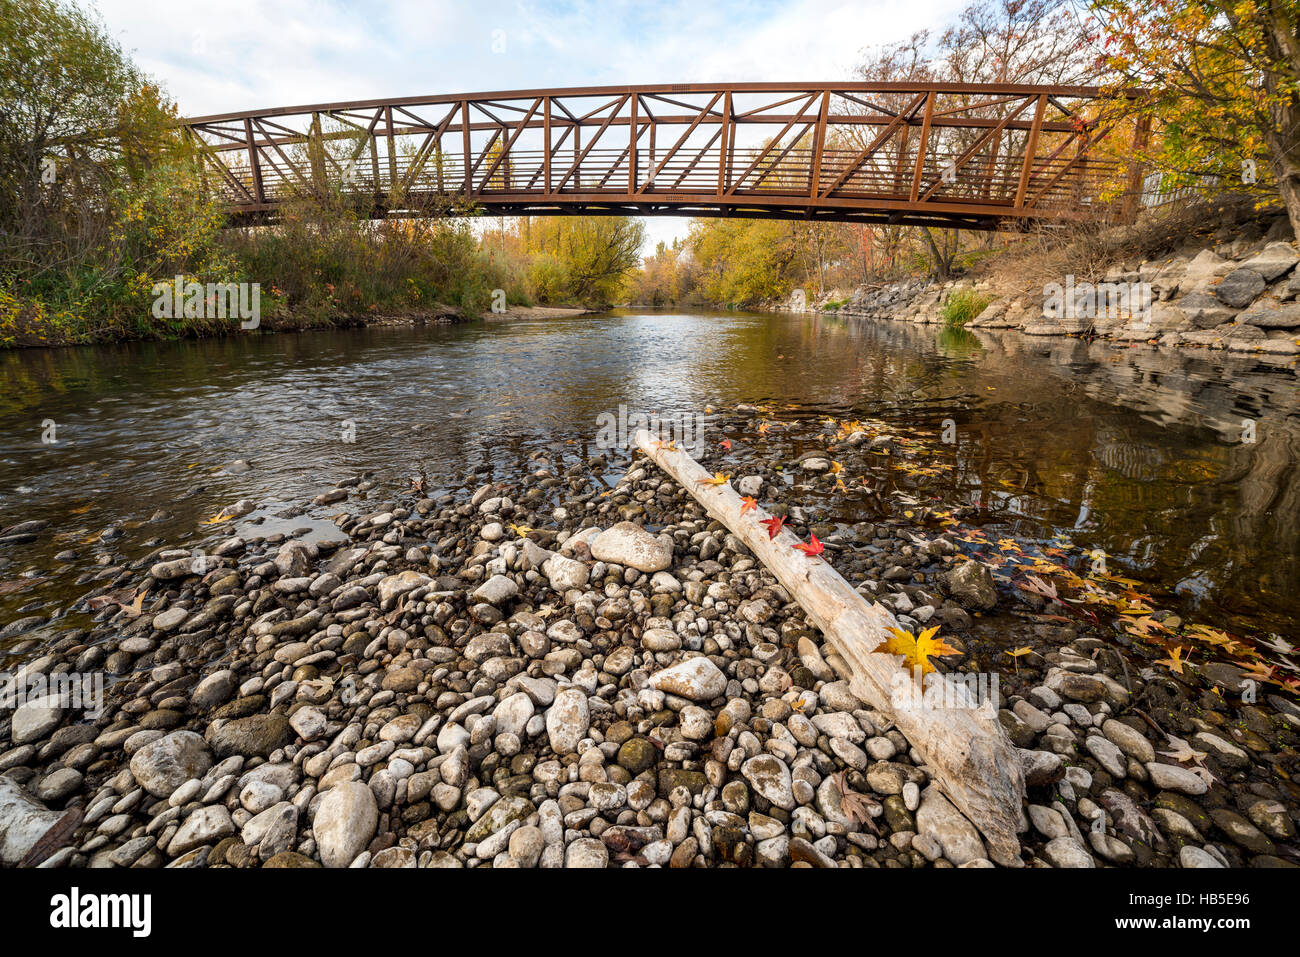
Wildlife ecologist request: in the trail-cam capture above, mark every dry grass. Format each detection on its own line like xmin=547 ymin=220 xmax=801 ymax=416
xmin=968 ymin=194 xmax=1282 ymax=293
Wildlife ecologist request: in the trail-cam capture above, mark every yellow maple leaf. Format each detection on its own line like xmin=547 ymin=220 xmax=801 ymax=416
xmin=1004 ymin=646 xmax=1035 ymax=673
xmin=696 ymin=472 xmax=730 ymax=487
xmin=1155 ymin=645 xmax=1188 ymax=675
xmin=201 ymin=513 xmax=234 ymax=525
xmin=880 ymin=625 xmax=957 ymax=677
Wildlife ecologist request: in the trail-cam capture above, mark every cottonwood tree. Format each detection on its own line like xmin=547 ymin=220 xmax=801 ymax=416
xmin=0 ymin=0 xmax=175 ymax=275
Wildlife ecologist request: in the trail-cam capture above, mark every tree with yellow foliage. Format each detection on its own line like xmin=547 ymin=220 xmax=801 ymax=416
xmin=1089 ymin=0 xmax=1300 ymax=235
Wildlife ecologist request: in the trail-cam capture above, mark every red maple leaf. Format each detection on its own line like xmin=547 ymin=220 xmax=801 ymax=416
xmin=719 ymin=438 xmax=731 ymax=450
xmin=793 ymin=533 xmax=824 ymax=558
xmin=760 ymin=515 xmax=785 ymax=540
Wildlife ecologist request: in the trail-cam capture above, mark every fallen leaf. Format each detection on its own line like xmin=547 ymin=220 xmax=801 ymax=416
xmin=793 ymin=534 xmax=824 ymax=558
xmin=1155 ymin=645 xmax=1188 ymax=675
xmin=880 ymin=625 xmax=957 ymax=677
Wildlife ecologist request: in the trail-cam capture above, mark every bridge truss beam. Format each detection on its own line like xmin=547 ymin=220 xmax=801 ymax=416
xmin=181 ymin=82 xmax=1145 ymax=230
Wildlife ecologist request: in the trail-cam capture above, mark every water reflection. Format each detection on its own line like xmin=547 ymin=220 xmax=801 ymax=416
xmin=0 ymin=311 xmax=1296 ymax=636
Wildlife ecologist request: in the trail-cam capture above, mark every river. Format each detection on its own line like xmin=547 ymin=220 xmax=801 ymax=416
xmin=1 ymin=310 xmax=1297 ymax=647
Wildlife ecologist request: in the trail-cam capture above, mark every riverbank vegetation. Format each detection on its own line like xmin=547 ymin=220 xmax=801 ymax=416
xmin=939 ymin=289 xmax=992 ymax=327
xmin=0 ymin=0 xmax=643 ymax=347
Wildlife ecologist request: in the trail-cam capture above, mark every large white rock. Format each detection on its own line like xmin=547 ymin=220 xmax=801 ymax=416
xmin=168 ymin=805 xmax=235 ymax=855
xmin=915 ymin=785 xmax=988 ymax=866
xmin=10 ymin=696 xmax=63 ymax=744
xmin=589 ymin=522 xmax=672 ymax=572
xmin=241 ymin=801 xmax=299 ymax=858
xmin=377 ymin=570 xmax=431 ymax=606
xmin=1145 ymin=762 xmax=1208 ymax=796
xmin=314 ymin=780 xmax=378 ymax=868
xmin=1240 ymin=241 xmax=1299 ymax=281
xmin=130 ymin=730 xmax=213 ymax=799
xmin=564 ymin=837 xmax=609 ymax=868
xmin=1043 ymin=836 xmax=1096 ymax=868
xmin=494 ymin=692 xmax=535 ymax=738
xmin=545 ymin=688 xmax=590 ymax=755
xmin=648 ymin=657 xmax=727 ymax=701
xmin=0 ymin=777 xmax=63 ymax=866
xmin=472 ymin=574 xmax=519 ymax=605
xmin=289 ymin=705 xmax=327 ymax=742
xmin=542 ymin=554 xmax=590 ymax=591
xmin=741 ymin=755 xmax=796 ymax=811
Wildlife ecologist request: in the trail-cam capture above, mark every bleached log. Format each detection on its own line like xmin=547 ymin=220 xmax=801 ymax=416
xmin=633 ymin=429 xmax=1026 ymax=865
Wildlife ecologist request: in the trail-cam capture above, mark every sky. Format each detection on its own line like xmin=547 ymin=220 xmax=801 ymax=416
xmin=89 ymin=0 xmax=970 ymax=252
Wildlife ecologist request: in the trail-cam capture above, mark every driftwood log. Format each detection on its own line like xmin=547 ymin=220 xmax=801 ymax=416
xmin=633 ymin=429 xmax=1027 ymax=865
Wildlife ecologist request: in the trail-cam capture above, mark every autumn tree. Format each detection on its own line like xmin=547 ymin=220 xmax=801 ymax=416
xmin=0 ymin=0 xmax=178 ymax=275
xmin=1088 ymin=0 xmax=1300 ymax=237
xmin=631 ymin=238 xmax=699 ymax=307
xmin=516 ymin=216 xmax=646 ymax=305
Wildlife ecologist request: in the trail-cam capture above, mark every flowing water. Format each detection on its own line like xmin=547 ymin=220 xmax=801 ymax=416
xmin=1 ymin=310 xmax=1298 ymax=647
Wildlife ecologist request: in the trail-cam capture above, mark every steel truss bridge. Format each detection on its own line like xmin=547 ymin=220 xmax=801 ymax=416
xmin=180 ymin=82 xmax=1147 ymax=231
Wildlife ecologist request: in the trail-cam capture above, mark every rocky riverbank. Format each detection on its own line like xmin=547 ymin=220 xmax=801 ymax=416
xmin=1 ymin=406 xmax=1297 ymax=869
xmin=774 ymin=209 xmax=1300 ymax=360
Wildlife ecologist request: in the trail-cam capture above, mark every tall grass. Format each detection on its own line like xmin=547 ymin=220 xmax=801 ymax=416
xmin=940 ymin=288 xmax=992 ymax=327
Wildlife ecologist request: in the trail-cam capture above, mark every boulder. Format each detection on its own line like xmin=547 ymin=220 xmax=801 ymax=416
xmin=313 ymin=781 xmax=378 ymax=868
xmin=589 ymin=522 xmax=672 ymax=572
xmin=545 ymin=688 xmax=590 ymax=755
xmin=648 ymin=657 xmax=727 ymax=701
xmin=209 ymin=714 xmax=293 ymax=759
xmin=471 ymin=574 xmax=519 ymax=606
xmin=542 ymin=554 xmax=590 ymax=591
xmin=377 ymin=570 xmax=430 ymax=606
xmin=1214 ymin=268 xmax=1266 ymax=308
xmin=1175 ymin=291 xmax=1237 ymax=328
xmin=130 ymin=730 xmax=213 ymax=798
xmin=1239 ymin=298 xmax=1300 ymax=328
xmin=916 ymin=786 xmax=987 ymax=865
xmin=1239 ymin=241 xmax=1299 ymax=281
xmin=168 ymin=805 xmax=235 ymax=856
xmin=939 ymin=560 xmax=997 ymax=611
xmin=0 ymin=777 xmax=63 ymax=866
xmin=741 ymin=754 xmax=796 ymax=811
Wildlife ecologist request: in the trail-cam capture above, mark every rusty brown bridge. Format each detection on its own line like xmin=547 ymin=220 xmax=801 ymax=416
xmin=182 ymin=82 xmax=1147 ymax=231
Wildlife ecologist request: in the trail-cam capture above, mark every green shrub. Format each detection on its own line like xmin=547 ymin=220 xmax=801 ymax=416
xmin=940 ymin=288 xmax=991 ymax=327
